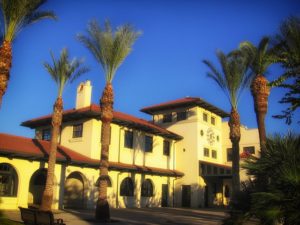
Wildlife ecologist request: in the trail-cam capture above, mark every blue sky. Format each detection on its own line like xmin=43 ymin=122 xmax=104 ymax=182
xmin=0 ymin=0 xmax=299 ymax=138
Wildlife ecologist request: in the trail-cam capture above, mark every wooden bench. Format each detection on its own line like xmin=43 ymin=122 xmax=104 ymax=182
xmin=19 ymin=207 xmax=65 ymax=225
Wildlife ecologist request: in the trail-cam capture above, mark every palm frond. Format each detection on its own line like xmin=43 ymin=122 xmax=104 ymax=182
xmin=0 ymin=0 xmax=56 ymax=42
xmin=240 ymin=37 xmax=275 ymax=76
xmin=203 ymin=49 xmax=250 ymax=109
xmin=78 ymin=19 xmax=141 ymax=83
xmin=43 ymin=48 xmax=89 ymax=96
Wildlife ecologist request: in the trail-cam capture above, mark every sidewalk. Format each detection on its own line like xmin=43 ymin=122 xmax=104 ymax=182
xmin=4 ymin=207 xmax=228 ymax=225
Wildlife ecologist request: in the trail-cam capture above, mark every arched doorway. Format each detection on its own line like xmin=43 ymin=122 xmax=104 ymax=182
xmin=28 ymin=168 xmax=47 ymax=207
xmin=63 ymin=171 xmax=88 ymax=209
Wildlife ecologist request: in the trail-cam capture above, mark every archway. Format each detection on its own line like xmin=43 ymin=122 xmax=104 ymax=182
xmin=28 ymin=168 xmax=47 ymax=207
xmin=0 ymin=163 xmax=18 ymax=197
xmin=63 ymin=171 xmax=88 ymax=209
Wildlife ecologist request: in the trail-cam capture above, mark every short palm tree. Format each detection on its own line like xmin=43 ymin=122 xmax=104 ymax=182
xmin=203 ymin=50 xmax=251 ymax=201
xmin=243 ymin=133 xmax=300 ymax=225
xmin=78 ymin=20 xmax=140 ymax=220
xmin=0 ymin=0 xmax=56 ymax=107
xmin=239 ymin=37 xmax=275 ymax=149
xmin=40 ymin=48 xmax=89 ymax=211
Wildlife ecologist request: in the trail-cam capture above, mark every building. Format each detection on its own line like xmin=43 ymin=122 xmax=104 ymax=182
xmin=0 ymin=80 xmax=259 ymax=210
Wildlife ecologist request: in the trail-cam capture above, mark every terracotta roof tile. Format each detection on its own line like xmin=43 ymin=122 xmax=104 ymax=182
xmin=141 ymin=97 xmax=229 ymax=118
xmin=21 ymin=104 xmax=182 ymax=140
xmin=0 ymin=133 xmax=183 ymax=177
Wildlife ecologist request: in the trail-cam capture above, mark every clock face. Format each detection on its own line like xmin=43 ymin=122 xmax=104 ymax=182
xmin=206 ymin=128 xmax=215 ymax=146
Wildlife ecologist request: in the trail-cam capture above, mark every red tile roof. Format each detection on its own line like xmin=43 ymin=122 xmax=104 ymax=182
xmin=21 ymin=104 xmax=182 ymax=140
xmin=141 ymin=97 xmax=229 ymax=118
xmin=0 ymin=133 xmax=183 ymax=177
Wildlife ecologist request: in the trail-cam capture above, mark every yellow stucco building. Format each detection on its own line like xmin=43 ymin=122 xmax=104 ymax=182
xmin=0 ymin=80 xmax=259 ymax=210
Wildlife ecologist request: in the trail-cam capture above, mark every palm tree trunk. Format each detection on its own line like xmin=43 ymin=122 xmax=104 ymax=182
xmin=95 ymin=83 xmax=113 ymax=221
xmin=228 ymin=108 xmax=241 ymax=202
xmin=40 ymin=97 xmax=63 ymax=211
xmin=251 ymin=74 xmax=270 ymax=151
xmin=0 ymin=41 xmax=12 ymax=108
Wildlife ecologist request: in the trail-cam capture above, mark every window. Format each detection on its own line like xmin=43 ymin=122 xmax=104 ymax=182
xmin=227 ymin=148 xmax=232 ymax=162
xmin=243 ymin=146 xmax=255 ymax=154
xmin=207 ymin=165 xmax=212 ymax=174
xmin=124 ymin=130 xmax=134 ymax=149
xmin=163 ymin=140 xmax=170 ymax=156
xmin=145 ymin=135 xmax=153 ymax=152
xmin=120 ymin=177 xmax=134 ymax=196
xmin=73 ymin=123 xmax=83 ymax=138
xmin=211 ymin=117 xmax=216 ymax=125
xmin=177 ymin=111 xmax=187 ymax=121
xmin=42 ymin=129 xmax=51 ymax=141
xmin=213 ymin=166 xmax=218 ymax=174
xmin=212 ymin=150 xmax=217 ymax=159
xmin=203 ymin=113 xmax=208 ymax=122
xmin=204 ymin=148 xmax=209 ymax=157
xmin=0 ymin=163 xmax=18 ymax=197
xmin=141 ymin=179 xmax=154 ymax=197
xmin=163 ymin=114 xmax=172 ymax=123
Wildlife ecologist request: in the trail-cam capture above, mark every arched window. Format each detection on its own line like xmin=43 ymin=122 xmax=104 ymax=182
xmin=95 ymin=176 xmax=112 ymax=188
xmin=0 ymin=163 xmax=18 ymax=196
xmin=141 ymin=179 xmax=154 ymax=197
xmin=120 ymin=177 xmax=134 ymax=196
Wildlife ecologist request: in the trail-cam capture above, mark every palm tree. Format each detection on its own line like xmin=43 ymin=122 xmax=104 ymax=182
xmin=239 ymin=37 xmax=275 ymax=149
xmin=271 ymin=16 xmax=300 ymax=124
xmin=0 ymin=0 xmax=56 ymax=107
xmin=243 ymin=133 xmax=300 ymax=225
xmin=203 ymin=50 xmax=251 ymax=201
xmin=40 ymin=48 xmax=89 ymax=211
xmin=78 ymin=20 xmax=140 ymax=220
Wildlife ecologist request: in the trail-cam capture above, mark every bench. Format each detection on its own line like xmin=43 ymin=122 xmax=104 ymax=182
xmin=19 ymin=207 xmax=65 ymax=225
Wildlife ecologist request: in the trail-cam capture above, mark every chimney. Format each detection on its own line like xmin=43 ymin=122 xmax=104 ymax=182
xmin=76 ymin=80 xmax=92 ymax=109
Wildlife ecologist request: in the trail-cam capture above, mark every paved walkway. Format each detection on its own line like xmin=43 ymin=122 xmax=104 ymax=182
xmin=4 ymin=207 xmax=228 ymax=225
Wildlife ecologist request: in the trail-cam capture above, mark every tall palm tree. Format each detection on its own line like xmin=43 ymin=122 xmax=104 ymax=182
xmin=0 ymin=0 xmax=56 ymax=107
xmin=78 ymin=20 xmax=140 ymax=220
xmin=40 ymin=48 xmax=89 ymax=211
xmin=203 ymin=50 xmax=251 ymax=201
xmin=271 ymin=16 xmax=300 ymax=124
xmin=239 ymin=37 xmax=275 ymax=149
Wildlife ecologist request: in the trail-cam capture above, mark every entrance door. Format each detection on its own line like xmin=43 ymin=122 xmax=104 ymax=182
xmin=182 ymin=185 xmax=191 ymax=207
xmin=161 ymin=184 xmax=168 ymax=207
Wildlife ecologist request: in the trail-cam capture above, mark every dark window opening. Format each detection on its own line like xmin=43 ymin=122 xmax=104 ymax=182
xmin=163 ymin=114 xmax=172 ymax=123
xmin=203 ymin=113 xmax=208 ymax=122
xmin=204 ymin=148 xmax=209 ymax=157
xmin=212 ymin=150 xmax=217 ymax=159
xmin=73 ymin=124 xmax=83 ymax=138
xmin=42 ymin=129 xmax=51 ymax=141
xmin=211 ymin=117 xmax=216 ymax=125
xmin=207 ymin=165 xmax=212 ymax=174
xmin=177 ymin=111 xmax=187 ymax=121
xmin=243 ymin=146 xmax=255 ymax=154
xmin=163 ymin=140 xmax=170 ymax=156
xmin=124 ymin=130 xmax=134 ymax=149
xmin=145 ymin=135 xmax=153 ymax=152
xmin=120 ymin=177 xmax=134 ymax=196
xmin=141 ymin=179 xmax=154 ymax=197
